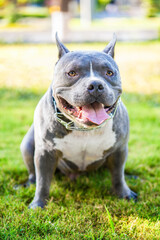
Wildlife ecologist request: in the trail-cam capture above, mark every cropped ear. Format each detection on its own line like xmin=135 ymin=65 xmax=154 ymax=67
xmin=55 ymin=32 xmax=69 ymax=59
xmin=103 ymin=33 xmax=117 ymax=58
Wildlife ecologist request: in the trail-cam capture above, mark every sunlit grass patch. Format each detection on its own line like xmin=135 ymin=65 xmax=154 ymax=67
xmin=69 ymin=17 xmax=160 ymax=32
xmin=0 ymin=41 xmax=160 ymax=94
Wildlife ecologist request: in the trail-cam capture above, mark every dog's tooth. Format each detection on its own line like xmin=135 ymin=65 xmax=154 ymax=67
xmin=78 ymin=110 xmax=82 ymax=118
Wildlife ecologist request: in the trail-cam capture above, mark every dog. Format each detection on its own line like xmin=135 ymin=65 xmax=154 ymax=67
xmin=20 ymin=33 xmax=137 ymax=208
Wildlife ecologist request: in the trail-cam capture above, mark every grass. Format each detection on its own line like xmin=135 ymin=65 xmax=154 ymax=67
xmin=0 ymin=41 xmax=160 ymax=93
xmin=18 ymin=6 xmax=49 ymax=18
xmin=69 ymin=17 xmax=160 ymax=32
xmin=0 ymin=6 xmax=49 ymax=20
xmin=0 ymin=42 xmax=160 ymax=239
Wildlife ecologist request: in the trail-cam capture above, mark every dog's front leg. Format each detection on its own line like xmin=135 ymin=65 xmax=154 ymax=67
xmin=29 ymin=148 xmax=58 ymax=209
xmin=106 ymin=146 xmax=137 ymax=200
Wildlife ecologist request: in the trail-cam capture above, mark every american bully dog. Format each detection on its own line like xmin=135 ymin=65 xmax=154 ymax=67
xmin=20 ymin=34 xmax=137 ymax=208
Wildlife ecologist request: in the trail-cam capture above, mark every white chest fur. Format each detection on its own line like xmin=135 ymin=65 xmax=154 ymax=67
xmin=54 ymin=119 xmax=116 ymax=171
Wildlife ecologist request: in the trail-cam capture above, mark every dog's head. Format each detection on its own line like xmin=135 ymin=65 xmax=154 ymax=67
xmin=52 ymin=33 xmax=122 ymax=128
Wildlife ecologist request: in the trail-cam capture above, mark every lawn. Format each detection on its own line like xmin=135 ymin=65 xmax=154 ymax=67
xmin=69 ymin=17 xmax=160 ymax=32
xmin=0 ymin=42 xmax=160 ymax=239
xmin=0 ymin=6 xmax=49 ymax=20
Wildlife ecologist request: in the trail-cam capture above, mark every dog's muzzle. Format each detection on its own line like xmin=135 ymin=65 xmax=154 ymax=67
xmin=52 ymin=96 xmax=121 ymax=131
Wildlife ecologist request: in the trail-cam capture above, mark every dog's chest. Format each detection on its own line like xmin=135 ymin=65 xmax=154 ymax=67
xmin=54 ymin=120 xmax=116 ymax=172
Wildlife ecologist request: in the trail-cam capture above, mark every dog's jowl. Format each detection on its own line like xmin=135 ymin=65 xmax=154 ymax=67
xmin=20 ymin=34 xmax=137 ymax=208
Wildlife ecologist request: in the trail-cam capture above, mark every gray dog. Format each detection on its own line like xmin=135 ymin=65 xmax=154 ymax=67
xmin=20 ymin=34 xmax=137 ymax=208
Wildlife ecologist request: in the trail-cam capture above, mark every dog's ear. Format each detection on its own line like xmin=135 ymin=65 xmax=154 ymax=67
xmin=103 ymin=33 xmax=117 ymax=58
xmin=55 ymin=32 xmax=69 ymax=59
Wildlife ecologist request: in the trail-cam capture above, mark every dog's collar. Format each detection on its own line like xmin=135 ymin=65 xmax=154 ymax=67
xmin=52 ymin=96 xmax=121 ymax=131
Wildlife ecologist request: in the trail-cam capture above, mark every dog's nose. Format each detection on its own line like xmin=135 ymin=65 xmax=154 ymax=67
xmin=87 ymin=81 xmax=104 ymax=95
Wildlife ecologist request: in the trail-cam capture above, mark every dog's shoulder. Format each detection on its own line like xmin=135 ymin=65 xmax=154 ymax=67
xmin=33 ymin=87 xmax=56 ymax=142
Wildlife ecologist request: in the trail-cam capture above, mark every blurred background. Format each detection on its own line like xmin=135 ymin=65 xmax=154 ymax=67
xmin=0 ymin=0 xmax=160 ymax=42
xmin=0 ymin=0 xmax=160 ymax=93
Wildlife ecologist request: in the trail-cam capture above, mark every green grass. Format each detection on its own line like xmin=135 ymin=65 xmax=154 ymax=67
xmin=0 ymin=6 xmax=49 ymax=20
xmin=69 ymin=17 xmax=160 ymax=32
xmin=0 ymin=42 xmax=160 ymax=239
xmin=0 ymin=89 xmax=160 ymax=239
xmin=18 ymin=6 xmax=49 ymax=18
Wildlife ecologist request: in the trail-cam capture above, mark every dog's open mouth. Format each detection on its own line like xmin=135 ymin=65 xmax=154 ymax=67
xmin=58 ymin=97 xmax=118 ymax=126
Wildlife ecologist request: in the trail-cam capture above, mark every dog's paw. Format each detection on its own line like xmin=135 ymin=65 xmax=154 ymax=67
xmin=114 ymin=184 xmax=138 ymax=202
xmin=29 ymin=200 xmax=45 ymax=209
xmin=125 ymin=190 xmax=137 ymax=201
xmin=14 ymin=175 xmax=36 ymax=190
xmin=22 ymin=178 xmax=35 ymax=188
xmin=14 ymin=179 xmax=35 ymax=190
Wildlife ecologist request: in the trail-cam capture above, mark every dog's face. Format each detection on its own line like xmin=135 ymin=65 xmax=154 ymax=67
xmin=52 ymin=34 xmax=122 ymax=128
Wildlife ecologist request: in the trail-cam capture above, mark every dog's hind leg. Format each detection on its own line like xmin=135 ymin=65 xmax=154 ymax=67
xmin=20 ymin=124 xmax=35 ymax=185
xmin=106 ymin=146 xmax=137 ymax=201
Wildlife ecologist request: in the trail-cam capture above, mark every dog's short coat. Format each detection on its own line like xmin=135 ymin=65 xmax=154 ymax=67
xmin=20 ymin=34 xmax=137 ymax=208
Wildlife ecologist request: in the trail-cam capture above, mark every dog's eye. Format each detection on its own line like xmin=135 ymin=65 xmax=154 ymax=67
xmin=68 ymin=71 xmax=77 ymax=77
xmin=106 ymin=70 xmax=113 ymax=76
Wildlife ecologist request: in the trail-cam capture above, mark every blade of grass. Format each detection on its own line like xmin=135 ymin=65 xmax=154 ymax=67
xmin=105 ymin=206 xmax=115 ymax=234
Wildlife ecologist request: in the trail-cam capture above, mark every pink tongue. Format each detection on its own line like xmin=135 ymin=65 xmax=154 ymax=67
xmin=81 ymin=102 xmax=109 ymax=125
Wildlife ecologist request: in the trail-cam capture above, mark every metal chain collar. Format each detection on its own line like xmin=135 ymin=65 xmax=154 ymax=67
xmin=53 ymin=97 xmax=121 ymax=131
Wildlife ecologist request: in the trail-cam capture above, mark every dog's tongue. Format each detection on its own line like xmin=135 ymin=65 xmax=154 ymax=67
xmin=81 ymin=102 xmax=109 ymax=125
